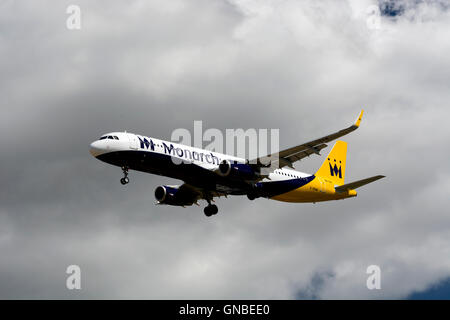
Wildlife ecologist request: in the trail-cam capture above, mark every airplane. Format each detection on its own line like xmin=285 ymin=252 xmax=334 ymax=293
xmin=89 ymin=110 xmax=385 ymax=217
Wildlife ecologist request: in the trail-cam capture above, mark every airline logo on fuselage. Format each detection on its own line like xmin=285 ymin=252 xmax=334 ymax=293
xmin=138 ymin=137 xmax=154 ymax=151
xmin=136 ymin=135 xmax=220 ymax=165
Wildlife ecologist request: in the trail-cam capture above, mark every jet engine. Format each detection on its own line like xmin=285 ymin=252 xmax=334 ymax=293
xmin=154 ymin=185 xmax=196 ymax=206
xmin=217 ymin=160 xmax=258 ymax=181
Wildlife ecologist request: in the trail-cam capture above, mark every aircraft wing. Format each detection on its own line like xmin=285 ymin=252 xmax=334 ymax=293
xmin=251 ymin=110 xmax=364 ymax=170
xmin=156 ymin=182 xmax=229 ymax=207
xmin=179 ymin=183 xmax=227 ymax=202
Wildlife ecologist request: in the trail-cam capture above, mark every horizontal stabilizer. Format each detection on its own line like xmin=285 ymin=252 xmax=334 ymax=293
xmin=335 ymin=175 xmax=385 ymax=193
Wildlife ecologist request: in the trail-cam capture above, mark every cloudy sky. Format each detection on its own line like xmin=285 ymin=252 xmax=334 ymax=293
xmin=1 ymin=0 xmax=450 ymax=299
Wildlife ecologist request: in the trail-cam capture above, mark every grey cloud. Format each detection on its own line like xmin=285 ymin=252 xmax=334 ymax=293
xmin=1 ymin=0 xmax=450 ymax=299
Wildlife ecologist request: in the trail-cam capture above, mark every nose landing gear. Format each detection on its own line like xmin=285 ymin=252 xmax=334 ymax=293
xmin=120 ymin=166 xmax=129 ymax=185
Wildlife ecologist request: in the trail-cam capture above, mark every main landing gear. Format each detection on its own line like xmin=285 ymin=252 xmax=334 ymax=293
xmin=204 ymin=199 xmax=218 ymax=217
xmin=120 ymin=166 xmax=129 ymax=185
xmin=247 ymin=193 xmax=256 ymax=201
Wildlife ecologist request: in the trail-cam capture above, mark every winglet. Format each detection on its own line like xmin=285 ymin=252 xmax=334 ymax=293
xmin=354 ymin=109 xmax=364 ymax=127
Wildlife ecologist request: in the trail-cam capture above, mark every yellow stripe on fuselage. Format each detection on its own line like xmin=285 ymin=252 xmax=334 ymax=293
xmin=270 ymin=176 xmax=357 ymax=203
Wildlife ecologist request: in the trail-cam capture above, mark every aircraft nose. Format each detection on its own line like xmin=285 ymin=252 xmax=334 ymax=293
xmin=89 ymin=140 xmax=103 ymax=157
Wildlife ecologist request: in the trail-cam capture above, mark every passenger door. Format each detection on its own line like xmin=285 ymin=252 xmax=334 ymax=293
xmin=128 ymin=133 xmax=139 ymax=150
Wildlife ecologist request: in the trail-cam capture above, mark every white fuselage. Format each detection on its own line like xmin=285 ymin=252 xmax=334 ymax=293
xmin=89 ymin=131 xmax=312 ymax=183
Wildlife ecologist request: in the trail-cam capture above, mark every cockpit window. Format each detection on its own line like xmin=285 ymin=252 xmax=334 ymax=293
xmin=100 ymin=135 xmax=119 ymax=140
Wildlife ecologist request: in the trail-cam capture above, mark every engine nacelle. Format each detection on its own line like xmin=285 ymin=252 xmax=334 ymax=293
xmin=154 ymin=185 xmax=175 ymax=203
xmin=154 ymin=185 xmax=180 ymax=205
xmin=217 ymin=160 xmax=232 ymax=176
xmin=217 ymin=160 xmax=258 ymax=180
xmin=154 ymin=185 xmax=196 ymax=206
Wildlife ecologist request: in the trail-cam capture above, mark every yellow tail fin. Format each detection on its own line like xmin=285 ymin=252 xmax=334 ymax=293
xmin=315 ymin=141 xmax=347 ymax=186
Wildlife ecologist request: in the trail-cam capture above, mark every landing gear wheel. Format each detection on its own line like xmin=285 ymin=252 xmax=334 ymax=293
xmin=204 ymin=204 xmax=218 ymax=217
xmin=247 ymin=193 xmax=256 ymax=201
xmin=120 ymin=166 xmax=129 ymax=185
xmin=204 ymin=206 xmax=213 ymax=217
